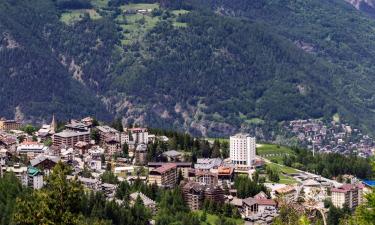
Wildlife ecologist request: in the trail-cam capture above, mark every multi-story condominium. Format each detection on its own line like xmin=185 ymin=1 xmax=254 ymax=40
xmin=53 ymin=130 xmax=90 ymax=147
xmin=230 ymin=133 xmax=256 ymax=167
xmin=0 ymin=119 xmax=21 ymax=131
xmin=148 ymin=162 xmax=192 ymax=179
xmin=17 ymin=141 xmax=48 ymax=154
xmin=182 ymin=181 xmax=224 ymax=210
xmin=135 ymin=143 xmax=147 ymax=165
xmin=129 ymin=128 xmax=148 ymax=144
xmin=331 ymin=183 xmax=364 ymax=209
xmin=148 ymin=163 xmax=177 ymax=187
xmin=104 ymin=137 xmax=120 ymax=156
xmin=4 ymin=164 xmax=28 ymax=185
xmin=27 ymin=166 xmax=44 ymax=189
xmin=195 ymin=170 xmax=218 ymax=186
xmin=242 ymin=197 xmax=277 ymax=217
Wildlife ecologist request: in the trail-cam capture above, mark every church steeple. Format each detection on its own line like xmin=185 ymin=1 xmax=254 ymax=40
xmin=51 ymin=114 xmax=57 ymax=133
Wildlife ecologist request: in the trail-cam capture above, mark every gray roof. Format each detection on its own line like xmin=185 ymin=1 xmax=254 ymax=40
xmin=96 ymin=126 xmax=118 ymax=133
xmin=30 ymin=155 xmax=60 ymax=166
xmin=195 ymin=158 xmax=223 ymax=170
xmin=54 ymin=130 xmax=89 ymax=138
xmin=162 ymin=150 xmax=182 ymax=157
xmin=136 ymin=143 xmax=147 ymax=152
xmin=130 ymin=192 xmax=155 ymax=207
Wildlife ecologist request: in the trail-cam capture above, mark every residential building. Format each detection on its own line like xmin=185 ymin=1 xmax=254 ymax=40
xmin=27 ymin=166 xmax=44 ymax=189
xmin=4 ymin=164 xmax=28 ymax=185
xmin=274 ymin=185 xmax=297 ymax=203
xmin=114 ymin=166 xmax=135 ymax=177
xmin=17 ymin=141 xmax=48 ymax=155
xmin=230 ymin=133 xmax=256 ymax=167
xmin=331 ymin=183 xmax=364 ymax=209
xmin=0 ymin=149 xmax=7 ymax=166
xmin=0 ymin=119 xmax=21 ymax=131
xmin=195 ymin=170 xmax=218 ymax=185
xmin=242 ymin=197 xmax=277 ymax=220
xmin=182 ymin=181 xmax=224 ymax=210
xmin=302 ymin=179 xmax=322 ymax=198
xmin=30 ymin=155 xmax=59 ymax=176
xmin=68 ymin=176 xmax=100 ymax=190
xmin=148 ymin=162 xmax=192 ymax=179
xmin=135 ymin=143 xmax=147 ymax=165
xmin=104 ymin=137 xmax=120 ymax=156
xmin=0 ymin=133 xmax=17 ymax=152
xmin=74 ymin=141 xmax=90 ymax=155
xmin=162 ymin=150 xmax=183 ymax=162
xmin=148 ymin=163 xmax=177 ymax=187
xmin=130 ymin=192 xmax=157 ymax=212
xmin=129 ymin=128 xmax=148 ymax=144
xmin=65 ymin=120 xmax=91 ymax=132
xmin=53 ymin=130 xmax=90 ymax=147
xmin=217 ymin=166 xmax=234 ymax=184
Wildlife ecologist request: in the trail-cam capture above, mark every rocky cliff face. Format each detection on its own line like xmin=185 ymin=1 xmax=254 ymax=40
xmin=346 ymin=0 xmax=375 ymax=16
xmin=346 ymin=0 xmax=374 ymax=9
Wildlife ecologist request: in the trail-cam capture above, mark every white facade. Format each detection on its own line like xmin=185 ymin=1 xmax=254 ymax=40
xmin=17 ymin=142 xmax=48 ymax=154
xmin=230 ymin=134 xmax=256 ymax=167
xmin=29 ymin=175 xmax=44 ymax=189
xmin=331 ymin=184 xmax=364 ymax=209
xmin=129 ymin=128 xmax=148 ymax=144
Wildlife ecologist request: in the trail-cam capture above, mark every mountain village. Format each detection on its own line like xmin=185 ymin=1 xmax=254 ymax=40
xmin=0 ymin=116 xmax=373 ymax=225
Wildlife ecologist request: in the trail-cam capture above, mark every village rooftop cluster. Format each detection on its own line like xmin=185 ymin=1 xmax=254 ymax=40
xmin=286 ymin=119 xmax=375 ymax=158
xmin=0 ymin=116 xmax=373 ymax=224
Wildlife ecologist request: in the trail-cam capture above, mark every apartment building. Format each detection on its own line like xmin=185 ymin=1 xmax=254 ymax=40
xmin=230 ymin=133 xmax=256 ymax=167
xmin=182 ymin=181 xmax=224 ymax=210
xmin=331 ymin=183 xmax=364 ymax=209
xmin=17 ymin=141 xmax=48 ymax=154
xmin=53 ymin=130 xmax=90 ymax=147
xmin=148 ymin=163 xmax=177 ymax=187
xmin=0 ymin=119 xmax=21 ymax=131
xmin=129 ymin=127 xmax=148 ymax=144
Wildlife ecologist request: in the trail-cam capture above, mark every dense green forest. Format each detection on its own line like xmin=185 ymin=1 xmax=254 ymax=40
xmin=3 ymin=0 xmax=375 ymax=136
xmin=281 ymin=146 xmax=374 ymax=179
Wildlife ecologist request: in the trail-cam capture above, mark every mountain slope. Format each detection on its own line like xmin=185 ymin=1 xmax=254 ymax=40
xmin=190 ymin=0 xmax=375 ymax=133
xmin=0 ymin=0 xmax=112 ymax=122
xmin=2 ymin=0 xmax=375 ymax=136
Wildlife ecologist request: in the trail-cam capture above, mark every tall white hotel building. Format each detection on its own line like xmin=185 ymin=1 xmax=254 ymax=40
xmin=230 ymin=133 xmax=256 ymax=167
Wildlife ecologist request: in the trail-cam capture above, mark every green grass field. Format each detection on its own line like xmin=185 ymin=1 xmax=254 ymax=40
xmin=91 ymin=0 xmax=109 ymax=8
xmin=267 ymin=162 xmax=299 ymax=174
xmin=120 ymin=3 xmax=159 ymax=11
xmin=60 ymin=9 xmax=101 ymax=25
xmin=116 ymin=3 xmax=190 ymax=44
xmin=257 ymin=144 xmax=295 ymax=164
xmin=279 ymin=174 xmax=298 ymax=184
xmin=195 ymin=211 xmax=244 ymax=225
xmin=173 ymin=21 xmax=188 ymax=27
xmin=263 ymin=163 xmax=299 ymax=184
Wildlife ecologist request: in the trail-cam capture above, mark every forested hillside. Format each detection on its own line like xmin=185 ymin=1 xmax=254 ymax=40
xmin=2 ymin=0 xmax=375 ymax=136
xmin=0 ymin=0 xmax=113 ymax=122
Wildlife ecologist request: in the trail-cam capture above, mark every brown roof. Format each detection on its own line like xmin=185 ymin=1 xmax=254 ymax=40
xmin=332 ymin=183 xmax=364 ymax=194
xmin=243 ymin=197 xmax=276 ymax=206
xmin=218 ymin=166 xmax=234 ymax=175
xmin=275 ymin=185 xmax=296 ymax=194
xmin=256 ymin=198 xmax=277 ymax=206
xmin=153 ymin=163 xmax=176 ymax=174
